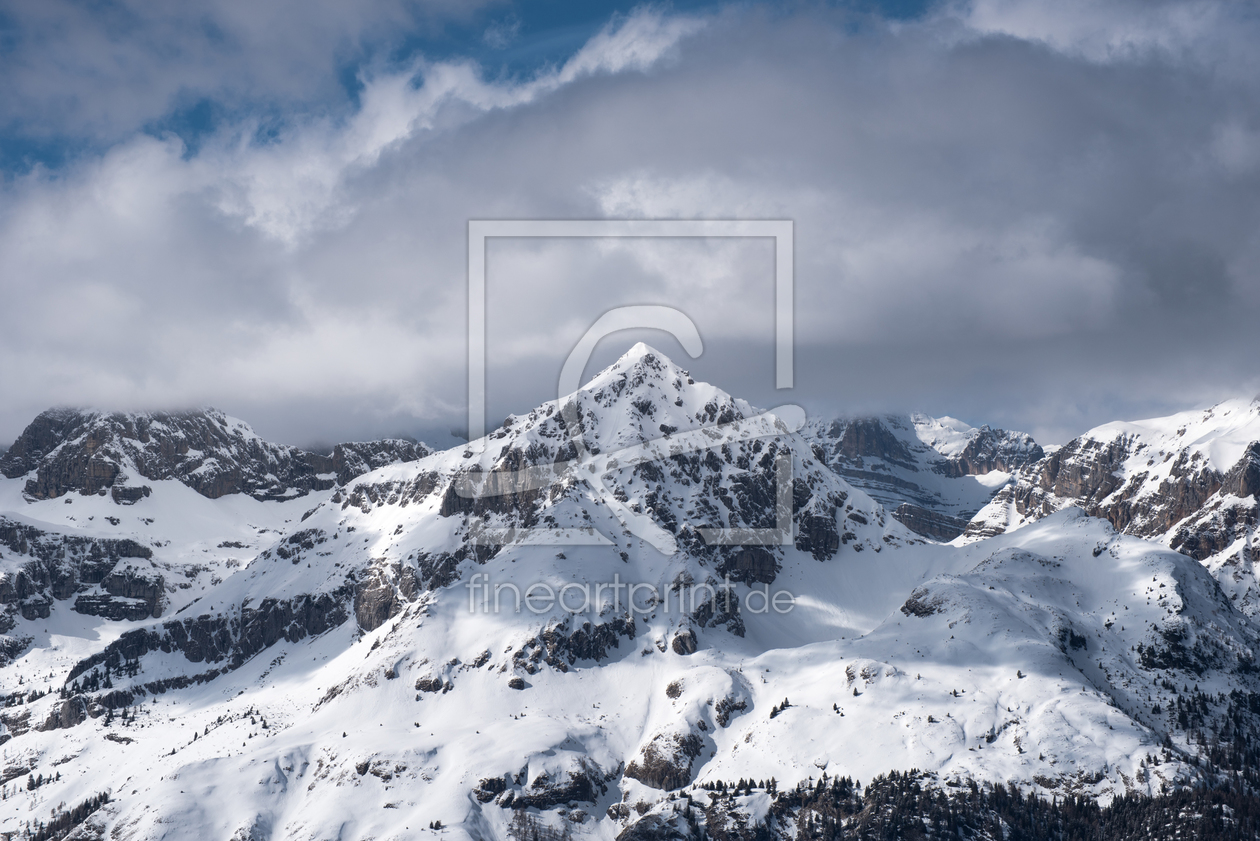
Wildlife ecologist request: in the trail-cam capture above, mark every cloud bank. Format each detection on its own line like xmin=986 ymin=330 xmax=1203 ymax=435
xmin=1 ymin=1 xmax=1259 ymax=448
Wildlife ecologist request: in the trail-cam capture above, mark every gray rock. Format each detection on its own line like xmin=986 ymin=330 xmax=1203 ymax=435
xmin=671 ymin=630 xmax=698 ymax=656
xmin=0 ymin=408 xmax=335 ymax=502
xmin=624 ymin=732 xmax=704 ymax=790
xmin=39 ymin=696 xmax=89 ymax=731
xmin=0 ymin=516 xmax=158 ymax=623
xmin=891 ymin=504 xmax=969 ymax=542
xmin=616 ymin=814 xmax=697 ymax=841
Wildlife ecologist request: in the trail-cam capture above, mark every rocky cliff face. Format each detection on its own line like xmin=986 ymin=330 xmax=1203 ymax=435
xmin=0 ymin=409 xmax=431 ymax=504
xmin=0 ymin=408 xmax=332 ymax=501
xmin=0 ymin=516 xmax=161 ymax=669
xmin=935 ymin=424 xmax=1045 ymax=478
xmin=0 ymin=517 xmax=158 ymax=618
xmin=803 ymin=414 xmax=1042 ymax=540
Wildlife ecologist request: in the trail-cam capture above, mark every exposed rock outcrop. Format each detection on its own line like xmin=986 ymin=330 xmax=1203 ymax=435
xmin=65 ymin=586 xmax=352 ymax=684
xmin=478 ymin=758 xmax=614 ymax=809
xmin=513 ymin=616 xmax=637 ymax=673
xmin=671 ymin=629 xmax=698 ymax=655
xmin=0 ymin=516 xmax=160 ymax=623
xmin=353 ymin=561 xmax=420 ymax=632
xmin=891 ymin=503 xmax=969 ymax=542
xmin=937 ymin=425 xmax=1044 ymax=477
xmin=616 ymin=813 xmax=698 ymax=841
xmin=0 ymin=408 xmax=336 ymax=502
xmin=624 ymin=732 xmax=704 ymax=791
xmin=39 ymin=696 xmax=89 ymax=731
xmin=515 ymin=759 xmax=610 ymax=808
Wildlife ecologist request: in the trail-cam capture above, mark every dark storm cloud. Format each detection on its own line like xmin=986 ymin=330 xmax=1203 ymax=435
xmin=1 ymin=1 xmax=1258 ymax=450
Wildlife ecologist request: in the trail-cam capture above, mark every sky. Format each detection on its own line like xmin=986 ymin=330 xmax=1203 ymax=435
xmin=1 ymin=0 xmax=1259 ymax=450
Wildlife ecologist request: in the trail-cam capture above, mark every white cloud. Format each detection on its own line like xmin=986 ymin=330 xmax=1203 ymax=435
xmin=0 ymin=6 xmax=710 ymax=442
xmin=955 ymin=0 xmax=1206 ymax=56
xmin=950 ymin=0 xmax=1255 ymax=70
xmin=483 ymin=18 xmax=522 ymax=50
xmin=189 ymin=7 xmax=707 ymax=244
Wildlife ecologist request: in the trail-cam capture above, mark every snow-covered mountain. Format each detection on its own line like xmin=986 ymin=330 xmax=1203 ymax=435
xmin=2 ymin=349 xmax=1260 ymax=841
xmin=963 ymin=398 xmax=1260 ymax=614
xmin=0 ymin=408 xmax=429 ymax=503
xmin=802 ymin=414 xmax=1042 ymax=541
xmin=0 ymin=410 xmax=431 ymax=673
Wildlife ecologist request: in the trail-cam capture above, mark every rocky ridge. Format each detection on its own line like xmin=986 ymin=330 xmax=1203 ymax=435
xmin=0 ymin=408 xmax=428 ymax=503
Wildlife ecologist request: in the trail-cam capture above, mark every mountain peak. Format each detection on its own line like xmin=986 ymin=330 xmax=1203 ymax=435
xmin=586 ymin=341 xmax=690 ymax=389
xmin=620 ymin=340 xmax=658 ymax=362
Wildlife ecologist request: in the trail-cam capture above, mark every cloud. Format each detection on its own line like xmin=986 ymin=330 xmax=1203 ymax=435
xmin=0 ymin=6 xmax=710 ymax=442
xmin=951 ymin=0 xmax=1229 ymax=62
xmin=2 ymin=1 xmax=1259 ymax=449
xmin=0 ymin=0 xmax=490 ymax=145
xmin=188 ymin=7 xmax=706 ymax=244
xmin=590 ymin=173 xmax=1120 ymax=343
xmin=483 ymin=17 xmax=522 ymax=50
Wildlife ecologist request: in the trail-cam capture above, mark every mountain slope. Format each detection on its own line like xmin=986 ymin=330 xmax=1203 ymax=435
xmin=0 ymin=411 xmax=432 ymax=676
xmin=964 ymin=398 xmax=1260 ymax=614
